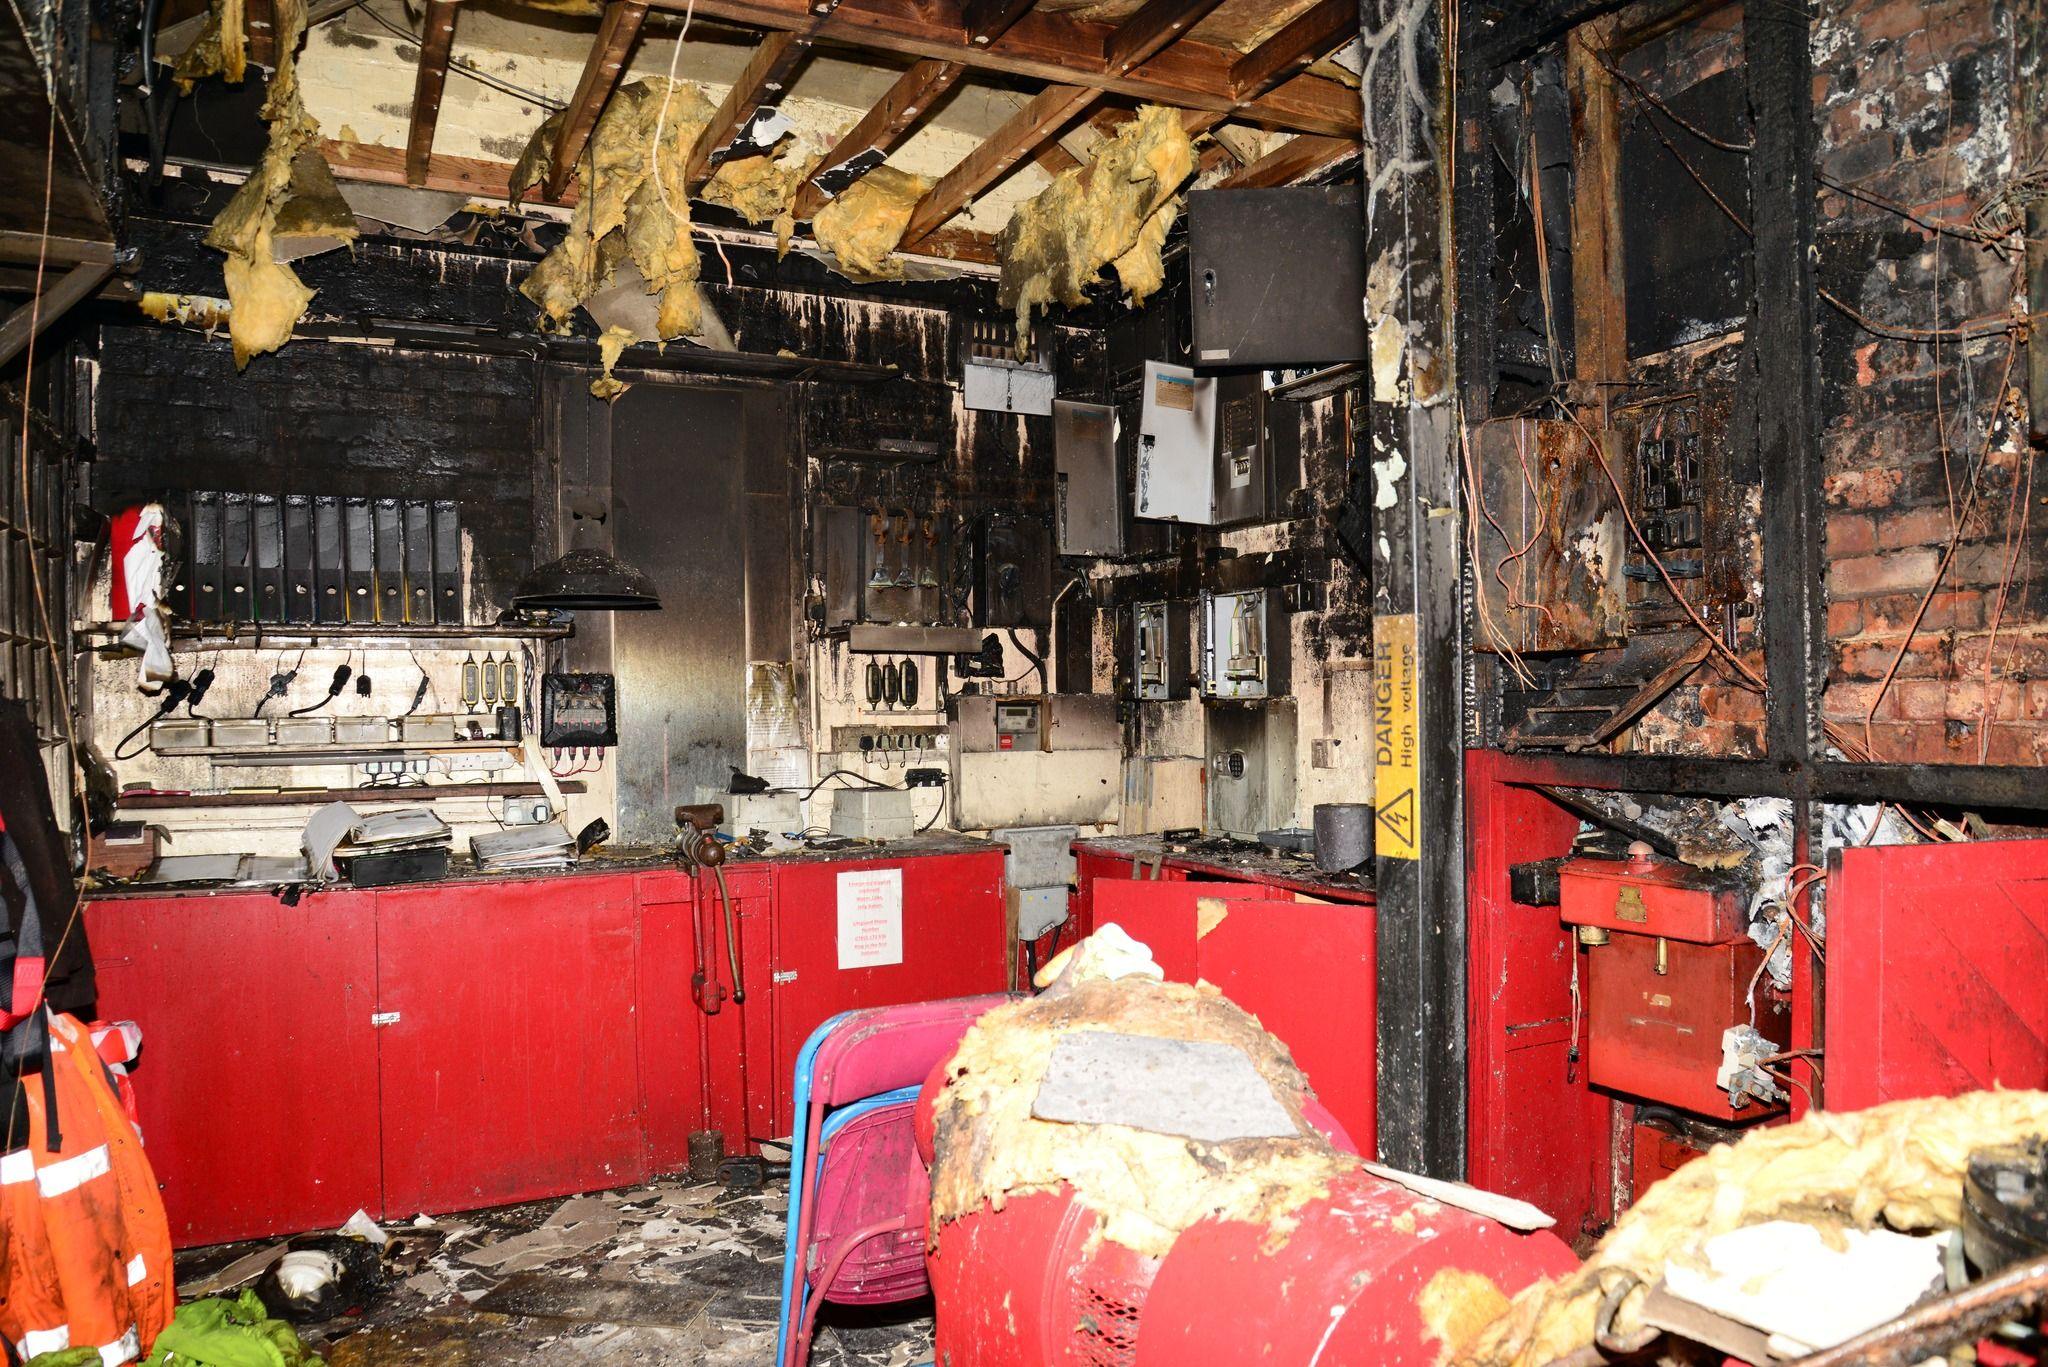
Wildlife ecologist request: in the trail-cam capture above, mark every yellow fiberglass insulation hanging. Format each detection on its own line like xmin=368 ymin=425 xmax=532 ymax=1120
xmin=811 ymin=166 xmax=933 ymax=282
xmin=202 ymin=0 xmax=344 ymax=368
xmin=519 ymin=79 xmax=714 ymax=352
xmin=171 ymin=0 xmax=248 ymax=92
xmin=701 ymin=139 xmax=820 ymax=257
xmin=998 ymin=104 xmax=1193 ymax=341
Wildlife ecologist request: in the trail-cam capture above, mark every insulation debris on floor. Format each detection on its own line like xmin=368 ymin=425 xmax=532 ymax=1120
xmin=929 ymin=930 xmax=1359 ymax=1257
xmin=997 ymin=104 xmax=1193 ymax=342
xmin=1452 ymin=1089 xmax=2048 ymax=1366
xmin=172 ymin=1180 xmax=931 ymax=1367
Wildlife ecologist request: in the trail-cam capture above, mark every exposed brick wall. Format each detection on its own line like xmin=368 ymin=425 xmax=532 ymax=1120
xmin=1811 ymin=0 xmax=2043 ymax=766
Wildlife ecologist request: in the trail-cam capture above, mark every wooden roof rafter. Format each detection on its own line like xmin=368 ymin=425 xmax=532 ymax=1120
xmin=686 ymin=29 xmax=812 ymax=187
xmin=404 ymin=0 xmax=465 ymax=186
xmin=792 ymin=57 xmax=965 ymax=219
xmin=1230 ymin=0 xmax=1353 ymax=99
xmin=545 ymin=0 xmax=653 ymax=200
xmin=1214 ymin=130 xmax=1354 ymax=187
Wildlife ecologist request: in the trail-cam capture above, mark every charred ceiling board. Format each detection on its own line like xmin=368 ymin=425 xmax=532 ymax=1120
xmin=1470 ymin=417 xmax=1627 ymax=656
xmin=546 ymin=0 xmax=653 ymax=201
xmin=0 ymin=0 xmax=111 ymax=245
xmin=1230 ymin=0 xmax=1355 ymax=99
xmin=687 ymin=31 xmax=811 ymax=188
xmin=794 ymin=58 xmax=963 ymax=219
xmin=900 ymin=83 xmax=1099 ymax=245
xmin=405 ymin=0 xmax=465 ymax=186
xmin=1618 ymin=66 xmax=1749 ymax=357
xmin=640 ymin=0 xmax=1361 ymax=136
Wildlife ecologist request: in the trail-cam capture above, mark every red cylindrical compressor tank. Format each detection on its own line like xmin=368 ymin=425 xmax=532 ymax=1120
xmin=919 ymin=1072 xmax=1577 ymax=1366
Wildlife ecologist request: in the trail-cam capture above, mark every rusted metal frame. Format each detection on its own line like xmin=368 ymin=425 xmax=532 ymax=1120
xmin=1743 ymin=0 xmax=1822 ymax=767
xmin=899 ymin=82 xmax=1100 ymax=245
xmin=1229 ymin=0 xmax=1353 ymax=100
xmin=687 ymin=30 xmax=811 ymax=188
xmin=1362 ymin=0 xmax=1466 ymax=1179
xmin=637 ymin=0 xmax=1360 ymax=136
xmin=792 ymin=58 xmax=964 ymax=219
xmin=405 ymin=0 xmax=464 ymax=187
xmin=545 ymin=0 xmax=652 ymax=201
xmin=1215 ymin=132 xmax=1355 ymax=188
xmin=1103 ymin=0 xmax=1232 ymax=77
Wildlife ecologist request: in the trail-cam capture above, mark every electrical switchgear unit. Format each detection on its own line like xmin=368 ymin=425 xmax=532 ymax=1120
xmin=1211 ymin=372 xmax=1272 ymax=526
xmin=1053 ymin=400 xmax=1122 ymax=556
xmin=1135 ymin=361 xmax=1217 ymax=524
xmin=1187 ymin=186 xmax=1370 ymax=367
xmin=1198 ymin=588 xmax=1288 ymax=700
xmin=970 ymin=513 xmax=1053 ymax=629
xmin=1133 ymin=600 xmax=1191 ymax=701
xmin=947 ymin=695 xmax=1120 ymax=830
xmin=1559 ymin=847 xmax=1790 ymax=1123
xmin=541 ymin=673 xmax=619 ymax=747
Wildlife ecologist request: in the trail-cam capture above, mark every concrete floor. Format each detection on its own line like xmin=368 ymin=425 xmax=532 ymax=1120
xmin=172 ymin=1178 xmax=934 ymax=1367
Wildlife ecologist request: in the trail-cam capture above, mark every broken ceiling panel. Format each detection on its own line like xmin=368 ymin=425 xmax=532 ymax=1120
xmin=998 ymin=103 xmax=1193 ymax=338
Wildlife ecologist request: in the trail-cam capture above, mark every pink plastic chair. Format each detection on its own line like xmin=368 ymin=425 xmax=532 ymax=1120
xmin=777 ymin=995 xmax=1014 ymax=1367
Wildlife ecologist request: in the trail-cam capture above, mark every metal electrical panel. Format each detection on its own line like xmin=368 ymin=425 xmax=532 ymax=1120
xmin=961 ymin=316 xmax=1056 ymax=416
xmin=948 ymin=695 xmax=1121 ymax=830
xmin=1133 ymin=600 xmax=1190 ymax=701
xmin=1188 ymin=187 xmax=1370 ymax=367
xmin=1135 ymin=361 xmax=1216 ymax=523
xmin=972 ymin=513 xmax=1052 ymax=629
xmin=1212 ymin=372 xmax=1271 ymax=526
xmin=1206 ymin=700 xmax=1298 ymax=837
xmin=1054 ymin=400 xmax=1122 ymax=556
xmin=1469 ymin=417 xmax=1628 ymax=654
xmin=1199 ymin=588 xmax=1287 ymax=700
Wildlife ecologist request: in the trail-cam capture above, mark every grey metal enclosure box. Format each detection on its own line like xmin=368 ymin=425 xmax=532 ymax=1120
xmin=1206 ymin=700 xmax=1299 ymax=837
xmin=1198 ymin=588 xmax=1288 ymax=700
xmin=1188 ymin=187 xmax=1369 ymax=367
xmin=1054 ymin=400 xmax=1123 ymax=555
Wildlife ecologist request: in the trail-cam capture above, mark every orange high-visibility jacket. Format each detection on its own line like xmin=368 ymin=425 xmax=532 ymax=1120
xmin=1 ymin=1009 xmax=176 ymax=1364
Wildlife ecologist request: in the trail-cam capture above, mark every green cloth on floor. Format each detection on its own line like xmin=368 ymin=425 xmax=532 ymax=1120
xmin=141 ymin=1290 xmax=323 ymax=1367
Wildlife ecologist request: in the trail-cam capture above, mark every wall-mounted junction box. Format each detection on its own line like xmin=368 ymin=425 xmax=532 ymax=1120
xmin=1199 ymin=588 xmax=1288 ymax=700
xmin=1133 ymin=600 xmax=1190 ymax=701
xmin=1135 ymin=361 xmax=1216 ymax=524
xmin=1054 ymin=400 xmax=1122 ymax=556
xmin=947 ymin=694 xmax=1120 ymax=830
xmin=1206 ymin=700 xmax=1298 ymax=838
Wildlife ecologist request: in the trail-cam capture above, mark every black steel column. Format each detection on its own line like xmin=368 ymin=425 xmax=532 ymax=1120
xmin=1362 ymin=0 xmax=1466 ymax=1176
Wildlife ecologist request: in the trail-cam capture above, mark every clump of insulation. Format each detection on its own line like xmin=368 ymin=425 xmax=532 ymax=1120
xmin=514 ymin=79 xmax=713 ymax=398
xmin=1455 ymin=1089 xmax=2048 ymax=1367
xmin=171 ymin=0 xmax=247 ymax=91
xmin=811 ymin=166 xmax=934 ymax=281
xmin=700 ymin=140 xmax=819 ymax=256
xmin=201 ymin=0 xmax=357 ymax=368
xmin=928 ymin=967 xmax=1359 ymax=1258
xmin=997 ymin=104 xmax=1193 ymax=341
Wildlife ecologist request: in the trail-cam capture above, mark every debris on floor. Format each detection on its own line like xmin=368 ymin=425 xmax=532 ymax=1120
xmin=172 ymin=1180 xmax=929 ymax=1367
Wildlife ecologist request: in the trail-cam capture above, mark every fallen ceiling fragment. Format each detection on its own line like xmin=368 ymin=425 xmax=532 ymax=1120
xmin=810 ymin=165 xmax=934 ymax=281
xmin=998 ymin=102 xmax=1193 ymax=342
xmin=201 ymin=0 xmax=358 ymax=367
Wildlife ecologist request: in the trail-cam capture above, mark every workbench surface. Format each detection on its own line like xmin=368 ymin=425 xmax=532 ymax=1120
xmin=1074 ymin=835 xmax=1375 ymax=902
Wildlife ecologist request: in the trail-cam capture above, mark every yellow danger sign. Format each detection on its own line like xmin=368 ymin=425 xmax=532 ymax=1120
xmin=1373 ymin=613 xmax=1419 ymax=861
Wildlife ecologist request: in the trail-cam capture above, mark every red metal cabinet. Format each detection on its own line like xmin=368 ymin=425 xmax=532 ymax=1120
xmin=374 ymin=878 xmax=647 ymax=1214
xmin=85 ymin=890 xmax=382 ymax=1247
xmin=1078 ymin=879 xmax=1377 ymax=1153
xmin=760 ymin=851 xmax=1006 ymax=1141
xmin=634 ymin=869 xmax=710 ymax=1172
xmin=1827 ymin=837 xmax=2048 ymax=1109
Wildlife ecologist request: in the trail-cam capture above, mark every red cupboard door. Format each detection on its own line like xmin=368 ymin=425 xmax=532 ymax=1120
xmin=634 ymin=869 xmax=709 ymax=1172
xmin=84 ymin=889 xmax=381 ymax=1247
xmin=762 ymin=852 xmax=1006 ymax=1140
xmin=374 ymin=876 xmax=646 ymax=1215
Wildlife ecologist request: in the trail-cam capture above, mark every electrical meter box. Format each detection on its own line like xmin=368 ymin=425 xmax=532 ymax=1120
xmin=1212 ymin=371 xmax=1272 ymax=526
xmin=1054 ymin=400 xmax=1122 ymax=556
xmin=947 ymin=695 xmax=1120 ymax=830
xmin=1133 ymin=600 xmax=1191 ymax=700
xmin=1135 ymin=362 xmax=1216 ymax=523
xmin=1559 ymin=851 xmax=1788 ymax=1122
xmin=1199 ymin=589 xmax=1288 ymax=700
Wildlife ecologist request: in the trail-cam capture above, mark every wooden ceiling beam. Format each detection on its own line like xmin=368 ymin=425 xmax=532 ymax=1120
xmin=687 ymin=30 xmax=811 ymax=188
xmin=900 ymin=82 xmax=1100 ymax=245
xmin=1214 ymin=131 xmax=1354 ymax=187
xmin=638 ymin=0 xmax=1358 ymax=136
xmin=1230 ymin=0 xmax=1352 ymax=99
xmin=545 ymin=0 xmax=651 ymax=200
xmin=962 ymin=0 xmax=1037 ymax=46
xmin=404 ymin=0 xmax=464 ymax=186
xmin=1103 ymin=0 xmax=1230 ymax=76
xmin=792 ymin=57 xmax=963 ymax=219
